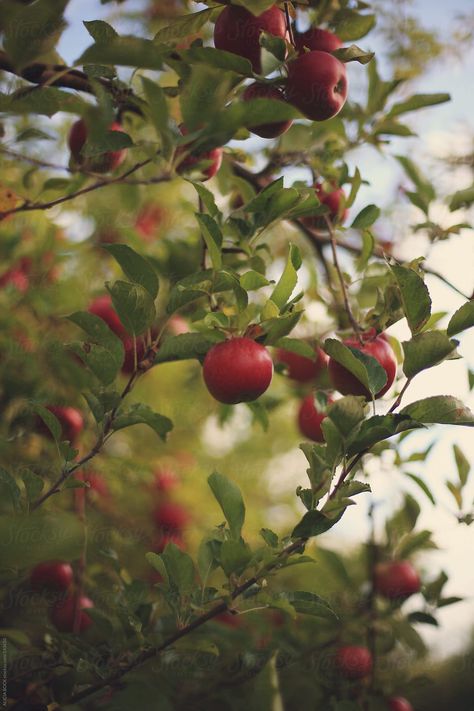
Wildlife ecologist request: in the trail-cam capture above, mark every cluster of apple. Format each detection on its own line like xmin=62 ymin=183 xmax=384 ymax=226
xmin=214 ymin=5 xmax=349 ymax=134
xmin=149 ymin=467 xmax=190 ymax=553
xmin=201 ymin=330 xmax=397 ymax=439
xmin=29 ymin=560 xmax=94 ymax=633
xmin=333 ymin=559 xmax=420 ymax=710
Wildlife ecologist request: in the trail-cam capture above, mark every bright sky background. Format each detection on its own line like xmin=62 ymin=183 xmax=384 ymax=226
xmin=56 ymin=1 xmax=474 ymax=659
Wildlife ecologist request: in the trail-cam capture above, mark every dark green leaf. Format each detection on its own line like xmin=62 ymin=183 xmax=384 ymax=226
xmin=0 ymin=468 xmax=21 ymax=512
xmin=390 ymin=264 xmax=431 ymax=334
xmin=208 ymin=472 xmax=245 ymax=540
xmin=402 ymin=331 xmax=458 ymax=378
xmin=107 ymin=280 xmax=156 ymax=336
xmin=332 ymin=44 xmax=374 ymax=64
xmin=112 ymin=403 xmax=173 ymax=440
xmin=400 ymin=396 xmax=474 ymax=426
xmin=351 ymin=204 xmax=380 ymax=229
xmin=387 ymin=93 xmax=450 ymax=118
xmin=155 ymin=332 xmax=225 ymax=364
xmin=447 ymin=301 xmax=474 ymax=337
xmin=103 ymin=244 xmax=159 ymax=298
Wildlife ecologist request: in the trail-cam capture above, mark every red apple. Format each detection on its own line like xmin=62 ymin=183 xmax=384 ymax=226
xmin=46 ymin=406 xmax=84 ymax=443
xmin=286 ymin=50 xmax=348 ymax=121
xmin=50 ymin=594 xmax=94 ymax=633
xmin=68 ymin=119 xmax=127 ymax=173
xmin=153 ymin=502 xmax=190 ymax=532
xmin=152 ymin=468 xmax=179 ymax=494
xmin=298 ymin=393 xmax=333 ymax=442
xmin=0 ymin=265 xmax=29 ymax=293
xmin=295 ymin=27 xmax=342 ymax=54
xmin=88 ymin=295 xmax=125 ymax=338
xmin=374 ymin=561 xmax=421 ymax=600
xmin=335 ymin=645 xmax=373 ymax=680
xmin=242 ymin=83 xmax=292 ymax=138
xmin=213 ymin=5 xmax=287 ymax=74
xmin=304 ymin=183 xmax=348 ymax=229
xmin=177 ymin=126 xmax=223 ymax=182
xmin=30 ymin=561 xmax=73 ymax=592
xmin=388 ymin=697 xmax=414 ymax=711
xmin=203 ymin=337 xmax=273 ymax=404
xmin=328 ymin=333 xmax=397 ymax=399
xmin=135 ymin=204 xmax=169 ymax=240
xmin=276 ymin=344 xmax=328 ymax=382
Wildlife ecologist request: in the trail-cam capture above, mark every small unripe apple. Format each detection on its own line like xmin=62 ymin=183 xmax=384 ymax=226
xmin=298 ymin=393 xmax=333 ymax=442
xmin=69 ymin=119 xmax=127 ymax=173
xmin=213 ymin=5 xmax=287 ymax=74
xmin=30 ymin=561 xmax=73 ymax=592
xmin=295 ymin=27 xmax=342 ymax=54
xmin=374 ymin=561 xmax=421 ymax=600
xmin=328 ymin=333 xmax=397 ymax=399
xmin=242 ymin=83 xmax=292 ymax=139
xmin=388 ymin=697 xmax=414 ymax=711
xmin=335 ymin=645 xmax=373 ymax=680
xmin=203 ymin=337 xmax=273 ymax=404
xmin=88 ymin=295 xmax=125 ymax=337
xmin=51 ymin=594 xmax=94 ymax=633
xmin=276 ymin=345 xmax=328 ymax=382
xmin=153 ymin=502 xmax=190 ymax=532
xmin=286 ymin=50 xmax=348 ymax=121
xmin=177 ymin=126 xmax=223 ymax=181
xmin=46 ymin=406 xmax=84 ymax=443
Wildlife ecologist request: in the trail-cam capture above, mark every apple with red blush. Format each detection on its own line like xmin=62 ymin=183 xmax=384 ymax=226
xmin=328 ymin=333 xmax=397 ymax=399
xmin=243 ymin=83 xmax=292 ymax=139
xmin=286 ymin=51 xmax=348 ymax=121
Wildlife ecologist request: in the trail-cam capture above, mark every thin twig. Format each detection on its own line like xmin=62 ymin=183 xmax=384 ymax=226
xmin=388 ymin=378 xmax=412 ymax=413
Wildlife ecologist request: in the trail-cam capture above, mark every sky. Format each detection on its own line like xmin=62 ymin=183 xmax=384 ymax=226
xmin=55 ymin=1 xmax=474 ymax=658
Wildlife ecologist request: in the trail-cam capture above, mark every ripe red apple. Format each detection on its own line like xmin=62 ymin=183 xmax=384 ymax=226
xmin=0 ymin=264 xmax=29 ymax=293
xmin=88 ymin=295 xmax=125 ymax=337
xmin=177 ymin=126 xmax=223 ymax=181
xmin=68 ymin=119 xmax=127 ymax=173
xmin=335 ymin=645 xmax=373 ymax=680
xmin=298 ymin=393 xmax=333 ymax=442
xmin=50 ymin=594 xmax=94 ymax=633
xmin=242 ymin=83 xmax=292 ymax=139
xmin=328 ymin=333 xmax=397 ymax=399
xmin=46 ymin=406 xmax=84 ymax=443
xmin=203 ymin=337 xmax=273 ymax=404
xmin=286 ymin=51 xmax=348 ymax=121
xmin=153 ymin=502 xmax=190 ymax=532
xmin=374 ymin=561 xmax=421 ymax=600
xmin=30 ymin=561 xmax=73 ymax=592
xmin=304 ymin=183 xmax=348 ymax=229
xmin=388 ymin=698 xmax=414 ymax=711
xmin=276 ymin=344 xmax=328 ymax=382
xmin=295 ymin=27 xmax=342 ymax=54
xmin=213 ymin=5 xmax=287 ymax=74
xmin=135 ymin=204 xmax=169 ymax=240
xmin=152 ymin=468 xmax=179 ymax=494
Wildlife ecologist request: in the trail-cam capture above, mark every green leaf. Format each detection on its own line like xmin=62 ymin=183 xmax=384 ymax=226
xmin=107 ymin=281 xmax=156 ymax=336
xmin=141 ymin=77 xmax=172 ymax=156
xmin=83 ymin=20 xmax=118 ymax=42
xmin=21 ymin=470 xmax=44 ymax=504
xmin=387 ymin=93 xmax=450 ymax=118
xmin=208 ymin=472 xmax=245 ymax=540
xmin=400 ymin=396 xmax=474 ymax=426
xmin=323 ymin=339 xmax=387 ymax=398
xmin=155 ymin=332 xmax=225 ymax=364
xmin=103 ymin=244 xmax=159 ymax=299
xmin=390 ymin=264 xmax=431 ymax=334
xmin=270 ymin=244 xmax=301 ymax=312
xmin=408 ymin=611 xmax=438 ymax=626
xmin=346 ymin=415 xmax=423 ymax=455
xmin=240 ymin=271 xmax=270 ymax=291
xmin=260 ymin=528 xmax=278 ymax=547
xmin=351 ymin=204 xmax=380 ymax=229
xmin=112 ymin=403 xmax=173 ymax=440
xmin=0 ymin=468 xmax=22 ymax=512
xmin=292 ymin=509 xmax=344 ymax=539
xmin=77 ymin=37 xmax=165 ymax=70
xmin=189 ymin=181 xmax=220 ymax=219
xmin=332 ymin=10 xmax=376 ymax=41
xmin=395 ymin=529 xmax=435 ymax=558
xmin=356 ymin=230 xmax=375 ymax=271
xmin=179 ymin=63 xmax=234 ymax=133
xmin=402 ymin=331 xmax=458 ymax=378
xmin=449 ymin=185 xmax=474 ymax=211
xmin=195 ymin=214 xmax=223 ymax=270
xmin=161 ymin=542 xmax=195 ymax=594
xmin=274 ymin=338 xmax=316 ymax=360
xmin=332 ymin=44 xmax=374 ymax=64
xmin=32 ymin=403 xmax=61 ymax=442
xmin=453 ymin=444 xmax=470 ymax=486
xmin=219 ymin=539 xmax=252 ymax=576
xmin=447 ymin=301 xmax=474 ymax=337
xmin=396 ymin=156 xmax=435 ymax=202
xmin=154 ymin=8 xmax=214 ymax=43
xmin=405 ymin=472 xmax=436 ymax=505
xmin=2 ymin=0 xmax=68 ymax=68
xmin=437 ymin=596 xmax=463 ymax=608
xmin=282 ymin=591 xmax=337 ymax=620
xmin=68 ymin=311 xmax=124 ymax=383
xmin=327 ymin=396 xmax=366 ymax=439
xmin=146 ymin=552 xmax=169 ymax=585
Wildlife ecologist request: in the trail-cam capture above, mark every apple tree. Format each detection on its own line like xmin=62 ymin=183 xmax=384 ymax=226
xmin=0 ymin=1 xmax=473 ymax=709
